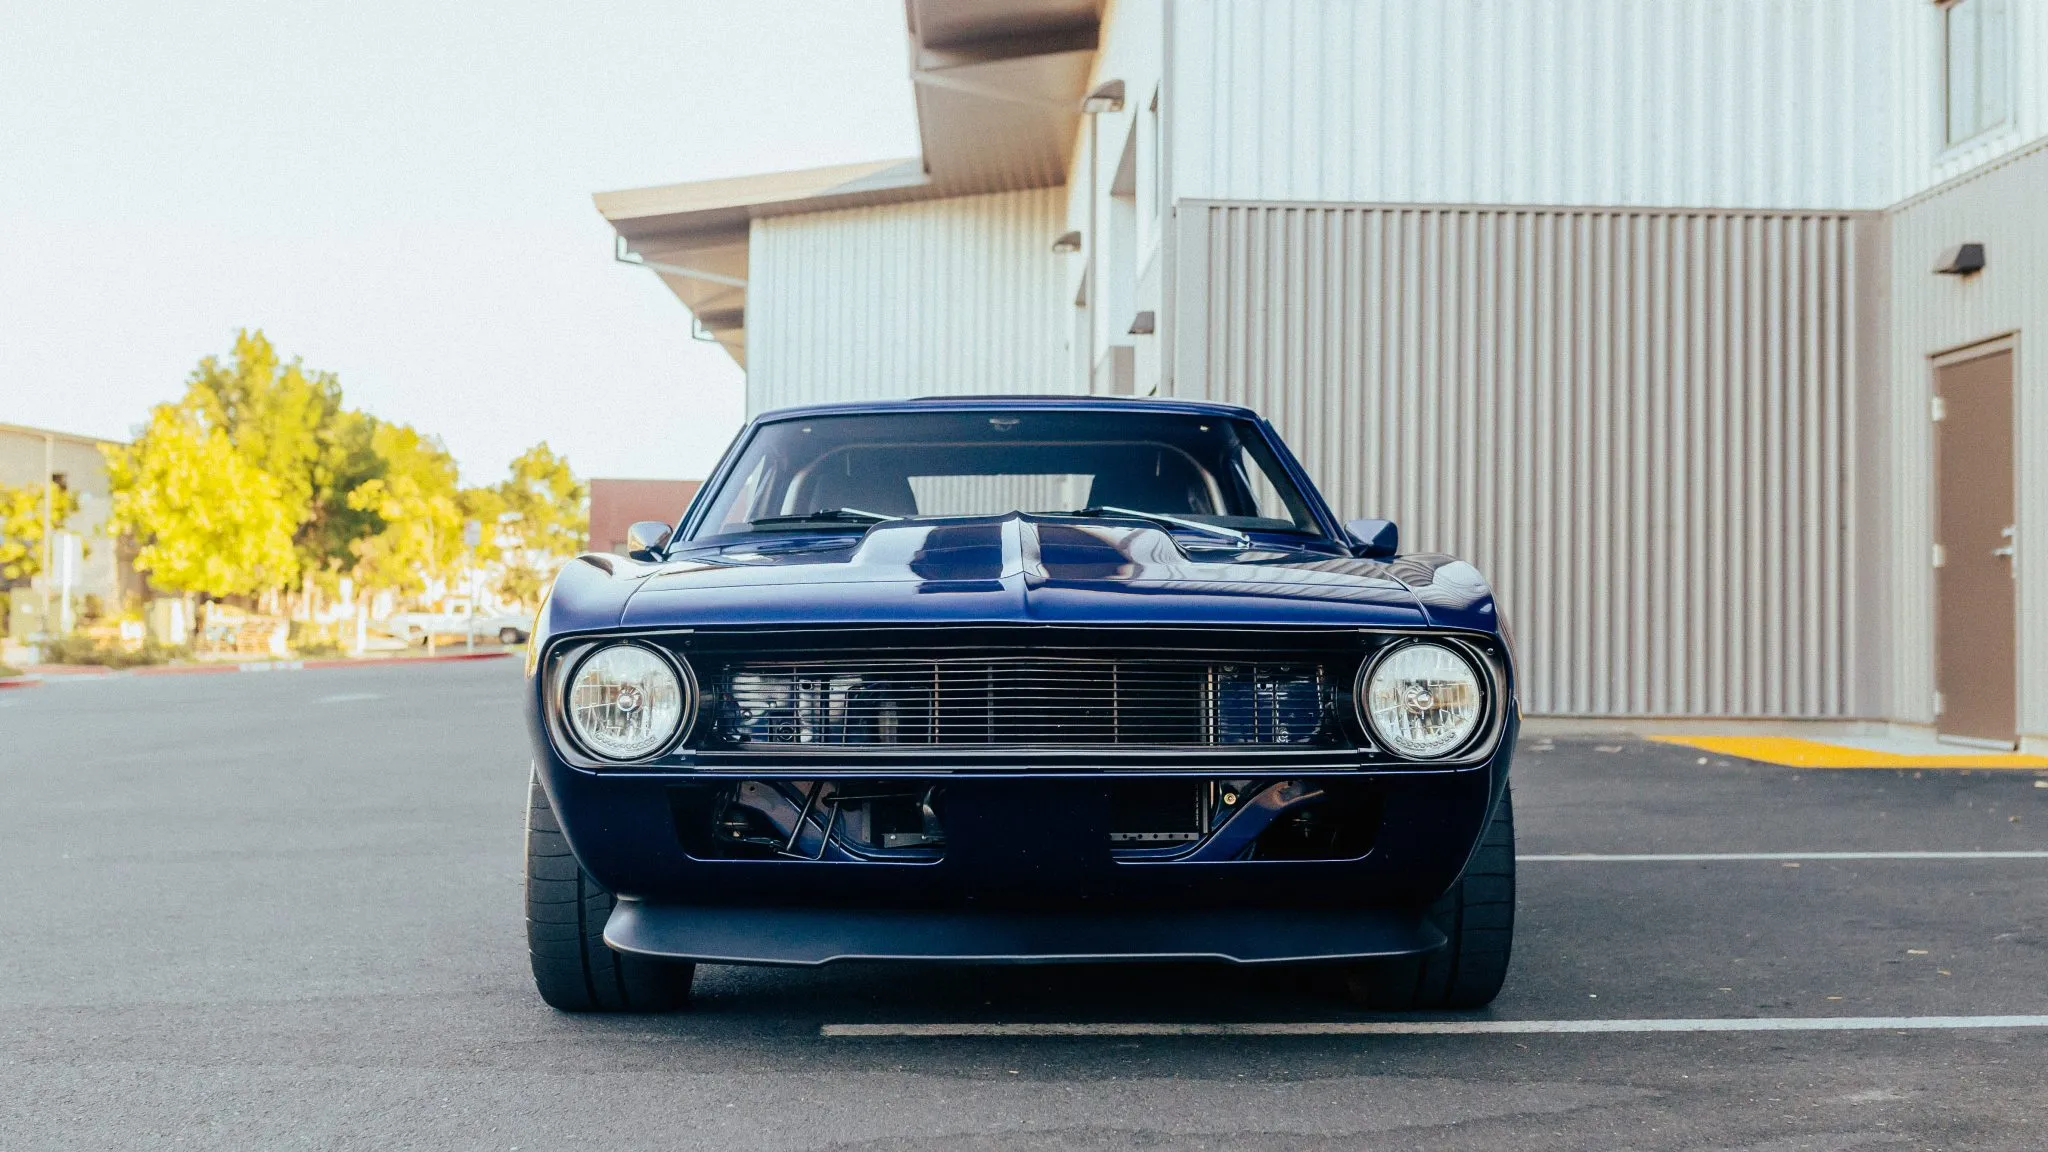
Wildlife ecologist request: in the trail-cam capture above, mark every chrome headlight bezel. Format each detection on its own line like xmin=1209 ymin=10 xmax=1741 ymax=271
xmin=555 ymin=640 xmax=698 ymax=764
xmin=1355 ymin=638 xmax=1493 ymax=761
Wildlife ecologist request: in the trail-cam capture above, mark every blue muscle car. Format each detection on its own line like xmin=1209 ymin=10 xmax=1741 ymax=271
xmin=524 ymin=397 xmax=1517 ymax=1011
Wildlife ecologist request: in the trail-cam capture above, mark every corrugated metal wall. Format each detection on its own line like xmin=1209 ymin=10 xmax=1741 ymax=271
xmin=1175 ymin=201 xmax=1885 ymax=718
xmin=1886 ymin=0 xmax=2048 ymax=194
xmin=1886 ymin=142 xmax=2048 ymax=740
xmin=1169 ymin=0 xmax=1899 ymax=210
xmin=746 ymin=188 xmax=1075 ymax=415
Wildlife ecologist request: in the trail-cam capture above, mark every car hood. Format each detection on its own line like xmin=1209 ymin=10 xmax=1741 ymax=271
xmin=592 ymin=514 xmax=1496 ymax=632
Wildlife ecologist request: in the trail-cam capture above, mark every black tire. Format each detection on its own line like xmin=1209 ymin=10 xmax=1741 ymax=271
xmin=526 ymin=769 xmax=694 ymax=1012
xmin=499 ymin=627 xmax=521 ymax=645
xmin=1344 ymin=783 xmax=1515 ymax=1010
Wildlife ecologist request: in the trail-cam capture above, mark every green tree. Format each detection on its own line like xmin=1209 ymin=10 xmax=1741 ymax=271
xmin=104 ymin=402 xmax=299 ymax=600
xmin=458 ymin=484 xmax=509 ymax=564
xmin=345 ymin=422 xmax=464 ymax=597
xmin=495 ymin=563 xmax=546 ymax=608
xmin=186 ymin=329 xmax=379 ymax=587
xmin=490 ymin=443 xmax=587 ymax=608
xmin=496 ymin=443 xmax=588 ymax=557
xmin=303 ymin=406 xmax=386 ymax=588
xmin=0 ymin=481 xmax=80 ymax=584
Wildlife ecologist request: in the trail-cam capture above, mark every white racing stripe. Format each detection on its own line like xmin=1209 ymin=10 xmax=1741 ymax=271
xmin=823 ymin=1015 xmax=2048 ymax=1038
xmin=1519 ymin=851 xmax=2048 ymax=862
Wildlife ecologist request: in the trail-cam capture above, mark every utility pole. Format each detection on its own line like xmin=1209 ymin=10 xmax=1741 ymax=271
xmin=40 ymin=434 xmax=52 ymax=640
xmin=425 ymin=518 xmax=437 ymax=658
xmin=463 ymin=519 xmax=481 ymax=654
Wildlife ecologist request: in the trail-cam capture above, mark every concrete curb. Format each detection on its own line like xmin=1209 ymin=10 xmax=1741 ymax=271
xmin=303 ymin=651 xmax=516 ymax=671
xmin=12 ymin=650 xmax=514 ymax=684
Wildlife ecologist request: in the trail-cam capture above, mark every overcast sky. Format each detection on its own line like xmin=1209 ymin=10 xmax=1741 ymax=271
xmin=0 ymin=0 xmax=920 ymax=483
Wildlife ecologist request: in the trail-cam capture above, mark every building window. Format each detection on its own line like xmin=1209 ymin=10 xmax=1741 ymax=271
xmin=1944 ymin=0 xmax=2011 ymax=147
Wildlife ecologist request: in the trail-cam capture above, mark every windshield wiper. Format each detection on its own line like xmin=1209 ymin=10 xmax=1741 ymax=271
xmin=1067 ymin=506 xmax=1252 ymax=547
xmin=745 ymin=507 xmax=904 ymax=529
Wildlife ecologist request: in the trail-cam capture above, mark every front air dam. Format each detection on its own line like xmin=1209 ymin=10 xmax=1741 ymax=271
xmin=602 ymin=902 xmax=1444 ymax=966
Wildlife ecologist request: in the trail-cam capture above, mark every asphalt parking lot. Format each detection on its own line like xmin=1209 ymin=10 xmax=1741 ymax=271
xmin=4 ymin=661 xmax=2046 ymax=1150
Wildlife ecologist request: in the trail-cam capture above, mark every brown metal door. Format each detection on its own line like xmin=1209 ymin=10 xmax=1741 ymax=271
xmin=1934 ymin=348 xmax=2018 ymax=747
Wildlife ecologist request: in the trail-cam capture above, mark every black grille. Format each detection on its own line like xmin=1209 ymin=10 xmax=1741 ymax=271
xmin=709 ymin=656 xmax=1332 ymax=748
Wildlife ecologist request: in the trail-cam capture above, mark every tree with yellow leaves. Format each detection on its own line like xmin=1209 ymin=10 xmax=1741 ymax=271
xmin=103 ymin=401 xmax=300 ymax=602
xmin=101 ymin=331 xmax=593 ymax=619
xmin=344 ymin=422 xmax=465 ymax=597
xmin=187 ymin=330 xmax=386 ymax=593
xmin=489 ymin=443 xmax=588 ymax=607
xmin=0 ymin=481 xmax=80 ymax=585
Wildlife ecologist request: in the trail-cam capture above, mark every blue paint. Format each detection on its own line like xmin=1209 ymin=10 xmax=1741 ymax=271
xmin=523 ymin=397 xmax=1516 ymax=966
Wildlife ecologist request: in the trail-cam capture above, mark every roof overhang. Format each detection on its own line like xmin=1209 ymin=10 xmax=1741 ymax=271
xmin=595 ymin=0 xmax=1102 ymax=366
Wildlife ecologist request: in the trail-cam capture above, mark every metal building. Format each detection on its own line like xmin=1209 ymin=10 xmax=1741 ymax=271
xmin=0 ymin=422 xmax=138 ymax=637
xmin=598 ymin=0 xmax=2048 ymax=750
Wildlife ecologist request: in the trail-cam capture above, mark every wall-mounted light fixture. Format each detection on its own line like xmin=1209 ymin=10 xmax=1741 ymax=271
xmin=1128 ymin=311 xmax=1156 ymax=336
xmin=1081 ymin=79 xmax=1125 ymax=114
xmin=1052 ymin=230 xmax=1083 ymax=254
xmin=1933 ymin=242 xmax=1986 ymax=275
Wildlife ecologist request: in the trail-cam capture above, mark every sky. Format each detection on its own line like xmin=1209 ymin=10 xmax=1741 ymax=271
xmin=0 ymin=0 xmax=921 ymax=483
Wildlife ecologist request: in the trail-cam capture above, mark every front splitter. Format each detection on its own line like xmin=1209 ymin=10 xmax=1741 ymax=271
xmin=604 ymin=901 xmax=1444 ymax=966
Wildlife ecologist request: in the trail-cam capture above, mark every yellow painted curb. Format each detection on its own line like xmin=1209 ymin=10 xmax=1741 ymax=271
xmin=1649 ymin=735 xmax=2048 ymax=770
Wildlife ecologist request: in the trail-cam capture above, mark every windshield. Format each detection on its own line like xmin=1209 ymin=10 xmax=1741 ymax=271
xmin=686 ymin=408 xmax=1325 ymax=541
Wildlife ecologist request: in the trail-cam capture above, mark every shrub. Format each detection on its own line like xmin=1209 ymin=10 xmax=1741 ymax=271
xmin=287 ymin=620 xmax=347 ymax=658
xmin=41 ymin=632 xmax=189 ymax=669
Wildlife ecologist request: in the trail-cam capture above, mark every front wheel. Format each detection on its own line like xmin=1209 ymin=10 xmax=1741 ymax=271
xmin=499 ymin=627 xmax=522 ymax=645
xmin=526 ymin=769 xmax=695 ymax=1012
xmin=1343 ymin=783 xmax=1515 ymax=1010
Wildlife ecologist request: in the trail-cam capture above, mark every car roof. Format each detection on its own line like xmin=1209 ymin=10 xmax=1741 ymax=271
xmin=752 ymin=394 xmax=1262 ymax=423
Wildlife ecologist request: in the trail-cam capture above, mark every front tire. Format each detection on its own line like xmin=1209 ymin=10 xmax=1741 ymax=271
xmin=1344 ymin=783 xmax=1515 ymax=1010
xmin=526 ymin=769 xmax=694 ymax=1012
xmin=499 ymin=627 xmax=522 ymax=645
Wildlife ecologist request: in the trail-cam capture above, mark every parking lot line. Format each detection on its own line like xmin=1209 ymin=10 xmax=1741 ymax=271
xmin=1520 ymin=851 xmax=2048 ymax=862
xmin=822 ymin=1015 xmax=2048 ymax=1038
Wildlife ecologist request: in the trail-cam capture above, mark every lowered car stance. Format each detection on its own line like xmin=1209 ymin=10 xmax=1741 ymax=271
xmin=524 ymin=397 xmax=1517 ymax=1011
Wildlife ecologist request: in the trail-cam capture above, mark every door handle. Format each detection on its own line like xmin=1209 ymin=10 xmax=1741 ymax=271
xmin=1993 ymin=525 xmax=2017 ymax=560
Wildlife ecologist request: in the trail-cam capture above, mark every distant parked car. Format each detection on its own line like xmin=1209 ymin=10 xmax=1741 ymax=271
xmin=377 ymin=611 xmax=465 ymax=646
xmin=474 ymin=612 xmax=532 ymax=645
xmin=521 ymin=396 xmax=1518 ymax=1014
xmin=379 ymin=611 xmax=528 ymax=647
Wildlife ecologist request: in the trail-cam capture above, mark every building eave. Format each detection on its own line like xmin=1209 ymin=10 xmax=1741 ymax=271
xmin=0 ymin=422 xmax=124 ymax=449
xmin=594 ymin=0 xmax=1103 ymax=368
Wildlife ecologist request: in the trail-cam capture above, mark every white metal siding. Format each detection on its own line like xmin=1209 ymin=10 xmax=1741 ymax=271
xmin=1059 ymin=0 xmax=1171 ymax=398
xmin=1169 ymin=0 xmax=1901 ymax=210
xmin=1887 ymin=0 xmax=2048 ymax=195
xmin=1886 ymin=142 xmax=2048 ymax=741
xmin=1176 ymin=201 xmax=1883 ymax=718
xmin=746 ymin=188 xmax=1074 ymax=414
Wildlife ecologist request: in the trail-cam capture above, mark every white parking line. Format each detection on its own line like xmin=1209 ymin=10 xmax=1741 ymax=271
xmin=1519 ymin=851 xmax=2048 ymax=862
xmin=316 ymin=692 xmax=384 ymax=704
xmin=822 ymin=1015 xmax=2048 ymax=1038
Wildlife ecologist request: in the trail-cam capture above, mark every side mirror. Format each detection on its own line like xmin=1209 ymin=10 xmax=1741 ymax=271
xmin=625 ymin=521 xmax=673 ymax=562
xmin=1344 ymin=518 xmax=1398 ymax=559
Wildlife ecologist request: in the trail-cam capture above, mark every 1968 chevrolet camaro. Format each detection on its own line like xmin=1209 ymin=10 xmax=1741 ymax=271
xmin=524 ymin=396 xmax=1517 ymax=1012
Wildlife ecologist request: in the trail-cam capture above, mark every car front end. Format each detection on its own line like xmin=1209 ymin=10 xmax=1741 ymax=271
xmin=523 ymin=398 xmax=1518 ymax=1011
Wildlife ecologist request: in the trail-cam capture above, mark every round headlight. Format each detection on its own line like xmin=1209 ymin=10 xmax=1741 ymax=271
xmin=1360 ymin=641 xmax=1486 ymax=759
xmin=565 ymin=644 xmax=690 ymax=760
